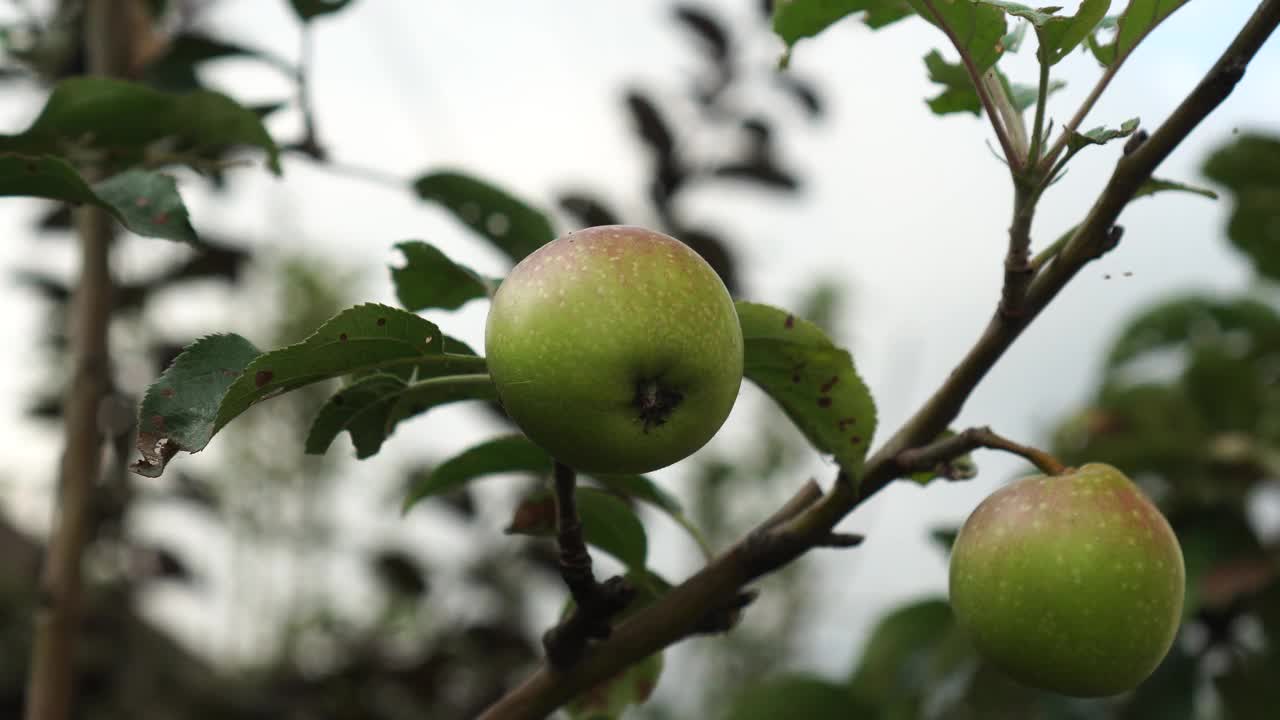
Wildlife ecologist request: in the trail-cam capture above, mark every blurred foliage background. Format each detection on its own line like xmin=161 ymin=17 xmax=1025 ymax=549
xmin=0 ymin=1 xmax=1277 ymax=719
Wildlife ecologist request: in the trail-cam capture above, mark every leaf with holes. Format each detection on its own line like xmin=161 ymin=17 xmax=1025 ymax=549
xmin=413 ymin=171 xmax=554 ymax=263
xmin=131 ymin=304 xmax=486 ymax=478
xmin=390 ymin=240 xmax=496 ymax=312
xmin=772 ymin=1 xmax=914 ymax=61
xmin=133 ymin=334 xmax=261 ymax=478
xmin=737 ymin=301 xmax=877 ymax=481
xmin=0 ymin=155 xmax=198 ymax=243
xmin=1067 ymin=117 xmax=1140 ymax=153
xmin=0 ymin=77 xmax=279 ymax=173
xmin=906 ymin=0 xmax=1007 ymax=73
xmin=506 ymin=487 xmax=648 ymax=572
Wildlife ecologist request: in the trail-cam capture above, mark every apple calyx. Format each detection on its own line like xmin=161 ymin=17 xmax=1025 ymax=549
xmin=634 ymin=378 xmax=682 ymax=432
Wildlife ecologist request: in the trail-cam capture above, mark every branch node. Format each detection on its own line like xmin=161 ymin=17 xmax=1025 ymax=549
xmin=693 ymin=589 xmax=759 ymax=635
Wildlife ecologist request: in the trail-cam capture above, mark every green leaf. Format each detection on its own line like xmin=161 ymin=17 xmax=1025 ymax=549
xmin=1105 ymin=296 xmax=1280 ymax=369
xmin=1004 ymin=77 xmax=1067 ymax=113
xmin=305 ymin=373 xmax=495 ymax=459
xmin=506 ymin=487 xmax=648 ymax=572
xmin=771 ymin=1 xmax=914 ymax=58
xmin=289 ymin=0 xmax=354 ymax=21
xmin=390 ymin=240 xmax=495 ymax=312
xmin=975 ymin=1 xmax=1058 ymax=26
xmin=1035 ymin=0 xmax=1109 ymax=65
xmin=1087 ymin=14 xmax=1119 ymax=65
xmin=402 ymin=435 xmax=550 ymax=512
xmin=906 ymin=0 xmax=1007 ymax=73
xmin=924 ymin=50 xmax=982 ymax=116
xmin=725 ymin=674 xmax=869 ymax=720
xmin=1134 ymin=176 xmax=1219 ymax=201
xmin=1067 ymin=116 xmax=1140 ymax=153
xmin=1202 ymin=134 xmax=1280 ymax=281
xmin=1114 ymin=0 xmax=1190 ymax=66
xmin=849 ymin=598 xmax=966 ymax=705
xmin=131 ymin=304 xmax=486 ymax=478
xmin=412 ymin=171 xmax=554 ymax=263
xmin=0 ymin=156 xmax=198 ymax=243
xmin=0 ymin=77 xmax=280 ymax=174
xmin=736 ymin=301 xmax=877 ymax=481
xmin=133 ymin=334 xmax=262 ymax=478
xmin=1001 ymin=17 xmax=1030 ymax=53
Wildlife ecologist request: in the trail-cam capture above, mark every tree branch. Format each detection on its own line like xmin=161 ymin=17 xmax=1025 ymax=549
xmin=477 ymin=3 xmax=1280 ymax=717
xmin=897 ymin=426 xmax=1068 ymax=477
xmin=24 ymin=3 xmax=134 ymax=719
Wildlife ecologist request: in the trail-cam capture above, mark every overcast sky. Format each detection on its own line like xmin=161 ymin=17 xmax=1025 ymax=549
xmin=2 ymin=0 xmax=1279 ymax=706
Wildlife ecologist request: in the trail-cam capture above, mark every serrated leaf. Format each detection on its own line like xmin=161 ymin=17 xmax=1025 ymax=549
xmin=133 ymin=334 xmax=261 ymax=478
xmin=0 ymin=77 xmax=280 ymax=174
xmin=907 ymin=0 xmax=1007 ymax=73
xmin=413 ymin=171 xmax=554 ymax=263
xmin=390 ymin=240 xmax=495 ymax=312
xmin=737 ymin=301 xmax=877 ymax=480
xmin=1114 ymin=0 xmax=1189 ymax=65
xmin=976 ymin=1 xmax=1109 ymax=64
xmin=131 ymin=304 xmax=485 ymax=478
xmin=506 ymin=487 xmax=648 ymax=572
xmin=771 ymin=1 xmax=914 ymax=56
xmin=1067 ymin=116 xmax=1139 ymax=152
xmin=0 ymin=155 xmax=198 ymax=243
xmin=306 ymin=373 xmax=495 ymax=459
xmin=289 ymin=0 xmax=354 ymax=21
xmin=305 ymin=373 xmax=406 ymax=457
xmin=924 ymin=50 xmax=982 ymax=116
xmin=402 ymin=435 xmax=550 ymax=511
xmin=1134 ymin=176 xmax=1218 ymax=201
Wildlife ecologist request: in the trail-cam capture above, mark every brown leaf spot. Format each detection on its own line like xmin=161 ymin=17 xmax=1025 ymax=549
xmin=160 ymin=387 xmax=176 ymax=398
xmin=134 ymin=196 xmax=149 ymax=208
xmin=150 ymin=414 xmax=166 ymax=430
xmin=222 ymin=369 xmax=237 ymax=378
xmin=820 ymin=376 xmax=839 ymax=393
xmin=254 ymin=370 xmax=274 ymax=388
xmin=339 ymin=333 xmax=348 ymax=342
xmin=376 ymin=317 xmax=387 ymax=327
xmin=817 ymin=397 xmax=832 ymax=408
xmin=784 ymin=314 xmax=795 ymax=329
xmin=838 ymin=417 xmax=857 ymax=430
xmin=849 ymin=435 xmax=862 ymax=445
xmin=791 ymin=374 xmax=801 ymax=383
xmin=152 ymin=212 xmax=169 ymax=225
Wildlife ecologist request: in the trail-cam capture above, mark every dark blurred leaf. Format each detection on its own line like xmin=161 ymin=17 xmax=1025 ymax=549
xmin=289 ymin=0 xmax=354 ymax=21
xmin=737 ymin=301 xmax=878 ymax=480
xmin=567 ymin=650 xmax=662 ymax=719
xmin=1117 ymin=643 xmax=1196 ymax=720
xmin=930 ymin=527 xmax=959 ymax=554
xmin=674 ymin=5 xmax=729 ymax=61
xmin=1 ymin=157 xmax=198 ymax=243
xmin=1214 ymin=650 xmax=1280 ymax=720
xmin=413 ymin=171 xmax=555 ymax=263
xmin=391 ymin=240 xmax=495 ymax=312
xmin=370 ymin=548 xmax=428 ymax=598
xmin=1105 ymin=296 xmax=1280 ymax=369
xmin=505 ymin=487 xmax=648 ymax=571
xmin=143 ymin=32 xmax=288 ymax=91
xmin=849 ymin=598 xmax=965 ymax=709
xmin=672 ymin=226 xmax=739 ymax=295
xmin=725 ymin=673 xmax=868 ymax=719
xmin=625 ymin=90 xmax=676 ymax=163
xmin=0 ymin=77 xmax=280 ymax=173
xmin=712 ymin=161 xmax=800 ymax=192
xmin=775 ymin=73 xmax=824 ymax=118
xmin=557 ymin=192 xmax=621 ymax=228
xmin=1202 ymin=134 xmax=1280 ymax=281
xmin=37 ymin=202 xmax=71 ymax=231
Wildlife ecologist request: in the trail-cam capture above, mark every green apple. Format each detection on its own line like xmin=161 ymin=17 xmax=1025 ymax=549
xmin=949 ymin=463 xmax=1185 ymax=697
xmin=485 ymin=225 xmax=743 ymax=474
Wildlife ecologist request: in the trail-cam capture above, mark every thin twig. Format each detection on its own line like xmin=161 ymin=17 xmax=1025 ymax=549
xmin=897 ymin=426 xmax=1068 ymax=477
xmin=1040 ymin=61 xmax=1119 ymax=173
xmin=540 ymin=463 xmax=635 ymax=669
xmin=476 ymin=4 xmax=1280 ymax=717
xmin=1027 ymin=58 xmax=1051 ymax=164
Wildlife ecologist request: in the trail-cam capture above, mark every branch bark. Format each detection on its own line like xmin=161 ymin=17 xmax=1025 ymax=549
xmin=478 ymin=3 xmax=1280 ymax=717
xmin=23 ymin=3 xmax=137 ymax=719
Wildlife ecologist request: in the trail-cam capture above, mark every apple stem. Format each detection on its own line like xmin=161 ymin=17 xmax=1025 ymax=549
xmin=897 ymin=426 xmax=1070 ymax=477
xmin=541 ymin=461 xmax=636 ymax=668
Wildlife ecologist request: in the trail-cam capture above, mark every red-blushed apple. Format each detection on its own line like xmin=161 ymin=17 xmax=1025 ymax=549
xmin=949 ymin=463 xmax=1185 ymax=697
xmin=484 ymin=225 xmax=743 ymax=474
